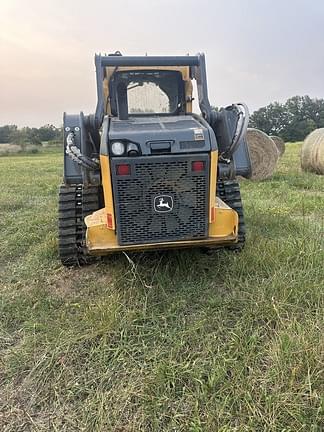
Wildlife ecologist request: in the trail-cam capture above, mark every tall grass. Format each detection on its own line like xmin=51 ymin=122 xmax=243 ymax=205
xmin=0 ymin=144 xmax=323 ymax=431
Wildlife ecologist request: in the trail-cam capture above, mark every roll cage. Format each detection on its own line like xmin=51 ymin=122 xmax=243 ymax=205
xmin=94 ymin=53 xmax=212 ymax=127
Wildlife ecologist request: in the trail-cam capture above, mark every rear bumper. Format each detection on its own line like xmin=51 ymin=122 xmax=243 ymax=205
xmin=85 ymin=197 xmax=238 ymax=255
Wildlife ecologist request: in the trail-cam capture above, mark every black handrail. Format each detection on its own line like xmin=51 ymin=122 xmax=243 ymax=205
xmin=96 ymin=55 xmax=199 ymax=67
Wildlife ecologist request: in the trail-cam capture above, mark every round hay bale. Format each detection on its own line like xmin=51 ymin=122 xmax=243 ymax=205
xmin=301 ymin=128 xmax=324 ymax=174
xmin=270 ymin=135 xmax=285 ymax=156
xmin=245 ymin=128 xmax=279 ymax=180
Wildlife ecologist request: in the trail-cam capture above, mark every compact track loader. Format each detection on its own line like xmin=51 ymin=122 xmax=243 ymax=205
xmin=59 ymin=52 xmax=251 ymax=266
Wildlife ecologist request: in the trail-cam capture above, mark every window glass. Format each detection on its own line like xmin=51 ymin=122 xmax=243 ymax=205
xmin=116 ymin=71 xmax=181 ymax=115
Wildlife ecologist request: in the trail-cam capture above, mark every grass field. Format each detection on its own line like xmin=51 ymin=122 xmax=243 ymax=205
xmin=0 ymin=143 xmax=323 ymax=431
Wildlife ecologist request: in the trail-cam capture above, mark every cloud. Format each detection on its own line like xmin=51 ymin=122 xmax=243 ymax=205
xmin=0 ymin=0 xmax=324 ymax=126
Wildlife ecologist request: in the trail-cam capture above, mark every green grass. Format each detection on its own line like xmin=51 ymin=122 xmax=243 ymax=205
xmin=0 ymin=143 xmax=323 ymax=431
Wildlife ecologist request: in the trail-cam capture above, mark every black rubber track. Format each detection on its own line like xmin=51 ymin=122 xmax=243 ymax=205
xmin=216 ymin=179 xmax=246 ymax=251
xmin=58 ymin=185 xmax=101 ymax=266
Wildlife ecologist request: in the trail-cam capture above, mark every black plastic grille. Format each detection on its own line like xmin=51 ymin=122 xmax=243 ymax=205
xmin=112 ymin=155 xmax=209 ymax=245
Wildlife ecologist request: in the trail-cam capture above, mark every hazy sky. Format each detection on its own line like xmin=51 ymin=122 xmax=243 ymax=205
xmin=1 ymin=0 xmax=324 ymax=127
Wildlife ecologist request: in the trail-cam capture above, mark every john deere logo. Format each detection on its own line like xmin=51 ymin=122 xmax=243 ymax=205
xmin=154 ymin=195 xmax=173 ymax=213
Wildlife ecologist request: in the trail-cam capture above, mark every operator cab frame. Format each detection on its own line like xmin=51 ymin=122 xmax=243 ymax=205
xmin=94 ymin=54 xmax=212 ymax=128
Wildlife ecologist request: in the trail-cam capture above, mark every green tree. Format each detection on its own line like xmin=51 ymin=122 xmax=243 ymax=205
xmin=250 ymin=95 xmax=324 ymax=142
xmin=10 ymin=128 xmax=29 ymax=149
xmin=24 ymin=127 xmax=42 ymax=146
xmin=0 ymin=125 xmax=18 ymax=143
xmin=249 ymin=102 xmax=288 ymax=136
xmin=281 ymin=96 xmax=324 ymax=141
xmin=38 ymin=124 xmax=61 ymax=142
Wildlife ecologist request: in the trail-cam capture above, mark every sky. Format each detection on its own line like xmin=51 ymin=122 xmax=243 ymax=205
xmin=1 ymin=0 xmax=324 ymax=127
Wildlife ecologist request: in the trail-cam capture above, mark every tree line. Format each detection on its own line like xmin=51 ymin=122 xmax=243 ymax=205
xmin=249 ymin=95 xmax=324 ymax=142
xmin=0 ymin=124 xmax=62 ymax=146
xmin=1 ymin=95 xmax=324 ymax=144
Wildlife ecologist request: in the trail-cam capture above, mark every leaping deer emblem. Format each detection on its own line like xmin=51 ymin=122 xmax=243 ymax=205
xmin=157 ymin=197 xmax=171 ymax=209
xmin=154 ymin=195 xmax=173 ymax=212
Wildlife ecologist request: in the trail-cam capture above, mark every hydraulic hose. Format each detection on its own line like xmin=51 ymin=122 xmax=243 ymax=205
xmin=221 ymin=103 xmax=250 ymax=161
xmin=65 ymin=132 xmax=99 ymax=170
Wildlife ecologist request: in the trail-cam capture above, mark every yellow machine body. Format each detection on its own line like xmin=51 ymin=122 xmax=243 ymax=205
xmin=85 ymin=151 xmax=239 ymax=254
xmin=59 ymin=54 xmax=249 ymax=266
xmin=83 ymin=65 xmax=239 ymax=253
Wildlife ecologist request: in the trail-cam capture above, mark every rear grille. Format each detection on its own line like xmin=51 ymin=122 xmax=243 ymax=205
xmin=111 ymin=155 xmax=209 ymax=245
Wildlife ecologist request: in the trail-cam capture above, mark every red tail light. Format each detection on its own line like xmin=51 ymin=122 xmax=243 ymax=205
xmin=210 ymin=206 xmax=215 ymax=222
xmin=192 ymin=161 xmax=204 ymax=172
xmin=107 ymin=213 xmax=113 ymax=229
xmin=116 ymin=164 xmax=130 ymax=176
